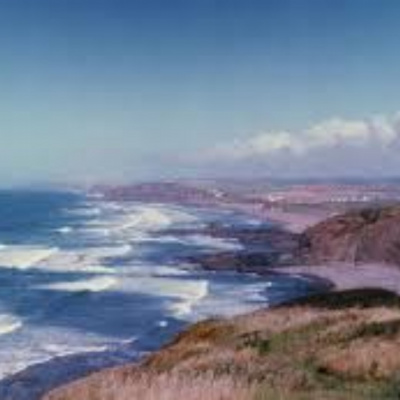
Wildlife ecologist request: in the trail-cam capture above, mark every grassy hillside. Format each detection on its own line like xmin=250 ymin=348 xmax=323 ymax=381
xmin=44 ymin=289 xmax=400 ymax=400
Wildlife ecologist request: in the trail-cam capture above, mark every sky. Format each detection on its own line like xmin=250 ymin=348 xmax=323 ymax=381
xmin=1 ymin=0 xmax=400 ymax=185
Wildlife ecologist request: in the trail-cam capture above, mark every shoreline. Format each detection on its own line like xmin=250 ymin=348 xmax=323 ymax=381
xmin=9 ymin=202 xmax=400 ymax=399
xmin=255 ymin=206 xmax=400 ymax=295
xmin=192 ymin=203 xmax=400 ymax=302
xmin=0 ymin=204 xmax=331 ymax=400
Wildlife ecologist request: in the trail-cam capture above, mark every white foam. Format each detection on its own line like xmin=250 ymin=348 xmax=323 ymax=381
xmin=42 ymin=343 xmax=109 ymax=356
xmin=39 ymin=250 xmax=116 ymax=273
xmin=130 ymin=235 xmax=182 ymax=244
xmin=185 ymin=234 xmax=243 ymax=251
xmin=65 ymin=206 xmax=102 ymax=217
xmin=0 ymin=245 xmax=59 ymax=270
xmin=38 ymin=276 xmax=118 ymax=292
xmin=168 ymin=280 xmax=209 ymax=317
xmin=0 ymin=314 xmax=22 ymax=335
xmin=120 ymin=207 xmax=174 ymax=231
xmin=0 ymin=326 xmax=122 ymax=379
xmin=111 ymin=274 xmax=209 ymax=318
xmin=112 ymin=204 xmax=198 ymax=233
xmin=73 ymin=204 xmax=199 ymax=249
xmin=168 ymin=286 xmax=208 ymax=317
xmin=56 ymin=226 xmax=74 ymax=234
xmin=148 ymin=265 xmax=189 ymax=276
xmin=88 ymin=245 xmax=122 ymax=260
xmin=80 ymin=226 xmax=112 ymax=236
xmin=0 ymin=243 xmax=134 ymax=274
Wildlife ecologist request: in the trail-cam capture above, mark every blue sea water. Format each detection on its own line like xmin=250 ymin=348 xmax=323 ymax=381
xmin=0 ymin=190 xmax=321 ymax=399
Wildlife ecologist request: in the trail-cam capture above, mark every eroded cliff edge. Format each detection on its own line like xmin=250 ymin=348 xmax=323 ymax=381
xmin=297 ymin=206 xmax=400 ymax=266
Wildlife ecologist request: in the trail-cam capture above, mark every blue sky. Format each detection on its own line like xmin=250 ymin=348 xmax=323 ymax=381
xmin=1 ymin=0 xmax=400 ymax=184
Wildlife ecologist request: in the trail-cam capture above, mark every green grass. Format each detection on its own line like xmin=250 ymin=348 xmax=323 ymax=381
xmin=241 ymin=319 xmax=331 ymax=356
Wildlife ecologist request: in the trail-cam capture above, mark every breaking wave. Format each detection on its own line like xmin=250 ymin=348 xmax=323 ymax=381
xmin=0 ymin=195 xmax=284 ymax=387
xmin=38 ymin=276 xmax=118 ymax=292
xmin=0 ymin=246 xmax=59 ymax=270
xmin=0 ymin=314 xmax=22 ymax=336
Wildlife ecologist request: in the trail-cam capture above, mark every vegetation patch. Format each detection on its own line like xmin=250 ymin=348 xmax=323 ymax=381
xmin=350 ymin=319 xmax=400 ymax=340
xmin=289 ymin=288 xmax=400 ymax=310
xmin=44 ymin=289 xmax=400 ymax=400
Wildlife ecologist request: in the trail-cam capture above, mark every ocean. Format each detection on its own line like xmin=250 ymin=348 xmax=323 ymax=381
xmin=0 ymin=189 xmax=320 ymax=399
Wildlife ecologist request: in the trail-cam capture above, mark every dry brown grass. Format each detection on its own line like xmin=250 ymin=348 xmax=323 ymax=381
xmin=44 ymin=289 xmax=400 ymax=400
xmin=45 ymin=373 xmax=256 ymax=400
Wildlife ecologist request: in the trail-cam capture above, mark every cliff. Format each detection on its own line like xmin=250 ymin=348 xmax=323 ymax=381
xmin=298 ymin=205 xmax=400 ymax=266
xmin=44 ymin=289 xmax=400 ymax=400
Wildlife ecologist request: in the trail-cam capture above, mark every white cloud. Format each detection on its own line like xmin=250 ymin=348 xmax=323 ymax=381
xmin=194 ymin=112 xmax=400 ymax=177
xmin=207 ymin=114 xmax=400 ymax=161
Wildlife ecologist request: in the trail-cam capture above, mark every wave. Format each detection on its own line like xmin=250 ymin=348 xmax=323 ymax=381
xmin=148 ymin=265 xmax=189 ymax=276
xmin=64 ymin=205 xmax=103 ymax=217
xmin=0 ymin=245 xmax=59 ymax=270
xmin=42 ymin=343 xmax=109 ymax=357
xmin=131 ymin=235 xmax=182 ymax=244
xmin=56 ymin=226 xmax=74 ymax=234
xmin=115 ymin=275 xmax=209 ymax=318
xmin=82 ymin=244 xmax=133 ymax=259
xmin=0 ymin=314 xmax=22 ymax=335
xmin=184 ymin=234 xmax=243 ymax=251
xmin=38 ymin=276 xmax=118 ymax=292
xmin=65 ymin=203 xmax=200 ymax=252
xmin=0 ymin=243 xmax=134 ymax=274
xmin=167 ymin=280 xmax=209 ymax=317
xmin=118 ymin=207 xmax=176 ymax=231
xmin=39 ymin=249 xmax=117 ymax=273
xmin=80 ymin=227 xmax=113 ymax=237
xmin=113 ymin=204 xmax=198 ymax=232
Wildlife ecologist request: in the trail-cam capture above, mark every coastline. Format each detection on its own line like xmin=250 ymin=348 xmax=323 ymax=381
xmin=10 ymin=201 xmax=400 ymax=400
xmin=258 ymin=206 xmax=400 ymax=295
xmin=225 ymin=204 xmax=400 ymax=295
xmin=39 ymin=205 xmax=338 ymax=399
xmin=0 ymin=203 xmax=332 ymax=400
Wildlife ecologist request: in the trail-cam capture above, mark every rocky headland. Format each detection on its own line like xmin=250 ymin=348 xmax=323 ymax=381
xmin=186 ymin=205 xmax=400 ymax=274
xmin=297 ymin=205 xmax=400 ymax=266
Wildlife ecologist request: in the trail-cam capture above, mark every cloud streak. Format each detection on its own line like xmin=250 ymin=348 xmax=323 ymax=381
xmin=196 ymin=112 xmax=400 ymax=177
